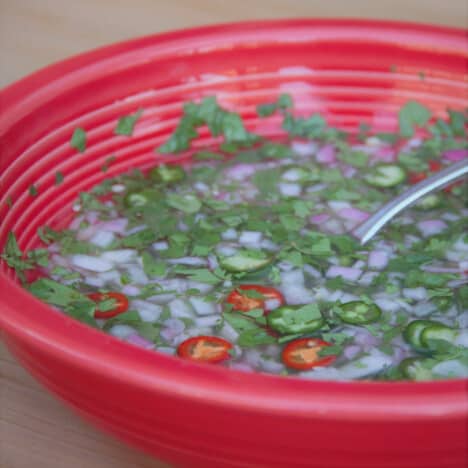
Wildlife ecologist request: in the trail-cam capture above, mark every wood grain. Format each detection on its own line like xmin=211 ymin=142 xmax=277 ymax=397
xmin=0 ymin=339 xmax=170 ymax=468
xmin=0 ymin=1 xmax=466 ymax=467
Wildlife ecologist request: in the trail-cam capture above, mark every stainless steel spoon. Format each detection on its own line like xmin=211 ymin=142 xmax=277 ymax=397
xmin=353 ymin=158 xmax=468 ymax=245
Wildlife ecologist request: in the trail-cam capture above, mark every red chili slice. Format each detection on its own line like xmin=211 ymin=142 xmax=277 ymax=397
xmin=87 ymin=292 xmax=129 ymax=319
xmin=408 ymin=172 xmax=427 ymax=185
xmin=226 ymin=285 xmax=285 ymax=314
xmin=282 ymin=338 xmax=336 ymax=370
xmin=177 ymin=336 xmax=232 ymax=363
xmin=443 ymin=180 xmax=464 ymax=193
xmin=428 ymin=160 xmax=443 ymax=172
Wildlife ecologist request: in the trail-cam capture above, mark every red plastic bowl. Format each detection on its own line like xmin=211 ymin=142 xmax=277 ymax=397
xmin=1 ymin=19 xmax=467 ymax=468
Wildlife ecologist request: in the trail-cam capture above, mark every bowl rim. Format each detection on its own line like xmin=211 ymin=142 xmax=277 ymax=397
xmin=1 ymin=18 xmax=467 ymax=420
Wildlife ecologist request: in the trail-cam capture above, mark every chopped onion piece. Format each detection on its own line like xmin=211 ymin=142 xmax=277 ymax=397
xmin=70 ymin=254 xmax=113 ymax=272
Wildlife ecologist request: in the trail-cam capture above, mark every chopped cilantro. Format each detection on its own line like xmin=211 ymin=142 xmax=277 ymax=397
xmin=115 ymin=109 xmax=143 ymax=136
xmin=166 ymin=193 xmax=202 ymax=214
xmin=55 ymin=171 xmax=64 ymax=185
xmin=29 ymin=185 xmax=38 ymax=197
xmin=101 ymin=156 xmax=116 ymax=172
xmin=71 ymin=127 xmax=87 ymax=152
xmin=399 ymin=101 xmax=431 ymax=138
xmin=256 ymin=93 xmax=293 ymax=117
xmin=141 ymin=252 xmax=166 ymax=277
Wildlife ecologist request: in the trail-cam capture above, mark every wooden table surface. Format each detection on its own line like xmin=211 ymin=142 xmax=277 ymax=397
xmin=0 ymin=1 xmax=466 ymax=468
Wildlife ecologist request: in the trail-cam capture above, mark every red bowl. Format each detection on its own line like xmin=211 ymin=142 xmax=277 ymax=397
xmin=1 ymin=19 xmax=467 ymax=468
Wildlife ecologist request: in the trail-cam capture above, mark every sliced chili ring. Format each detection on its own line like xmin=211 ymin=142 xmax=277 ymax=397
xmin=177 ymin=336 xmax=232 ymax=363
xmin=408 ymin=172 xmax=427 ymax=185
xmin=226 ymin=285 xmax=285 ymax=314
xmin=282 ymin=338 xmax=336 ymax=370
xmin=428 ymin=160 xmax=443 ymax=172
xmin=87 ymin=292 xmax=129 ymax=319
xmin=336 ymin=301 xmax=382 ymax=325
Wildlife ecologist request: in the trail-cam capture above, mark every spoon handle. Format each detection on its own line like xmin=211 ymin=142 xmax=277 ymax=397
xmin=353 ymin=158 xmax=468 ymax=245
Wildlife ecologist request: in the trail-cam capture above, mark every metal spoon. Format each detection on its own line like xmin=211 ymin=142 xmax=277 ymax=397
xmin=353 ymin=158 xmax=468 ymax=245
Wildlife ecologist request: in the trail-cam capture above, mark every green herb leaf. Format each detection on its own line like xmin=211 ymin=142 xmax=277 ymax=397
xmin=115 ymin=109 xmax=143 ymax=136
xmin=399 ymin=101 xmax=431 ymax=138
xmin=257 ymin=93 xmax=293 ymax=117
xmin=142 ymin=252 xmax=166 ymax=277
xmin=174 ymin=267 xmax=221 ymax=285
xmin=55 ymin=171 xmax=64 ymax=185
xmin=71 ymin=127 xmax=87 ymax=152
xmin=166 ymin=193 xmax=202 ymax=214
xmin=101 ymin=156 xmax=116 ymax=172
xmin=29 ymin=185 xmax=38 ymax=197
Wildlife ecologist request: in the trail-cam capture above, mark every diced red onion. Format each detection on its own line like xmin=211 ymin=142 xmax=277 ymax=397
xmin=326 ymin=266 xmax=362 ymax=281
xmin=101 ymin=249 xmax=137 ymax=263
xmin=195 ymin=315 xmax=222 ymax=328
xmin=225 ymin=163 xmax=257 ymax=180
xmin=422 ymin=265 xmax=462 ymax=274
xmin=100 ymin=218 xmax=128 ymax=233
xmin=343 ymin=345 xmax=361 ymax=360
xmin=281 ymin=269 xmax=305 ymax=285
xmin=374 ymin=297 xmax=400 ymax=313
xmin=303 ymin=264 xmax=322 ymax=279
xmin=372 ymin=146 xmax=395 ymax=162
xmin=229 ymin=363 xmax=254 ymax=372
xmin=432 ymin=360 xmax=468 ymax=378
xmin=121 ymin=284 xmax=141 ymax=296
xmin=402 ymin=287 xmax=428 ymax=301
xmin=160 ymin=318 xmax=185 ymax=341
xmin=278 ymin=182 xmax=301 ymax=197
xmin=243 ymin=349 xmax=262 ymax=368
xmin=443 ymin=149 xmax=468 ymax=162
xmin=342 ymin=166 xmax=357 ymax=178
xmin=168 ymin=299 xmax=194 ymax=319
xmin=132 ymin=300 xmax=163 ymax=322
xmin=323 ymin=219 xmax=345 ymax=234
xmin=83 ymin=276 xmax=105 ymax=288
xmin=126 ymin=265 xmax=149 ymax=284
xmin=291 ymin=140 xmax=317 ymax=157
xmin=168 ymin=256 xmax=207 ymax=266
xmin=454 ymin=237 xmax=468 ymax=252
xmin=152 ymin=241 xmax=169 ymax=251
xmin=358 ymin=271 xmax=379 ymax=286
xmin=418 ymin=219 xmax=448 ymax=237
xmin=125 ymin=224 xmax=148 ymax=235
xmin=76 ymin=225 xmax=98 ymax=241
xmin=455 ymin=330 xmax=468 ymax=348
xmin=70 ymin=254 xmax=113 ymax=272
xmin=282 ymin=168 xmax=303 ymax=182
xmin=331 ymin=351 xmax=393 ymax=380
xmin=261 ymin=359 xmax=285 ymax=373
xmin=310 ymin=213 xmax=330 ymax=224
xmin=280 ymin=285 xmax=316 ymax=305
xmin=220 ymin=322 xmax=239 ymax=342
xmin=368 ymin=250 xmax=389 ymax=270
xmin=89 ymin=230 xmax=115 ymax=248
xmin=412 ymin=301 xmax=437 ymax=317
xmin=339 ymin=207 xmax=370 ymax=223
xmin=126 ymin=333 xmax=155 ymax=350
xmin=264 ymin=298 xmax=281 ymax=311
xmin=238 ymin=231 xmax=263 ymax=245
xmin=69 ymin=215 xmax=85 ymax=231
xmin=221 ymin=228 xmax=238 ymax=241
xmin=328 ymin=200 xmax=351 ymax=212
xmin=156 ymin=346 xmax=176 ymax=355
xmin=109 ymin=324 xmax=136 ymax=339
xmin=85 ymin=211 xmax=99 ymax=224
xmin=315 ymin=144 xmax=336 ymax=164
